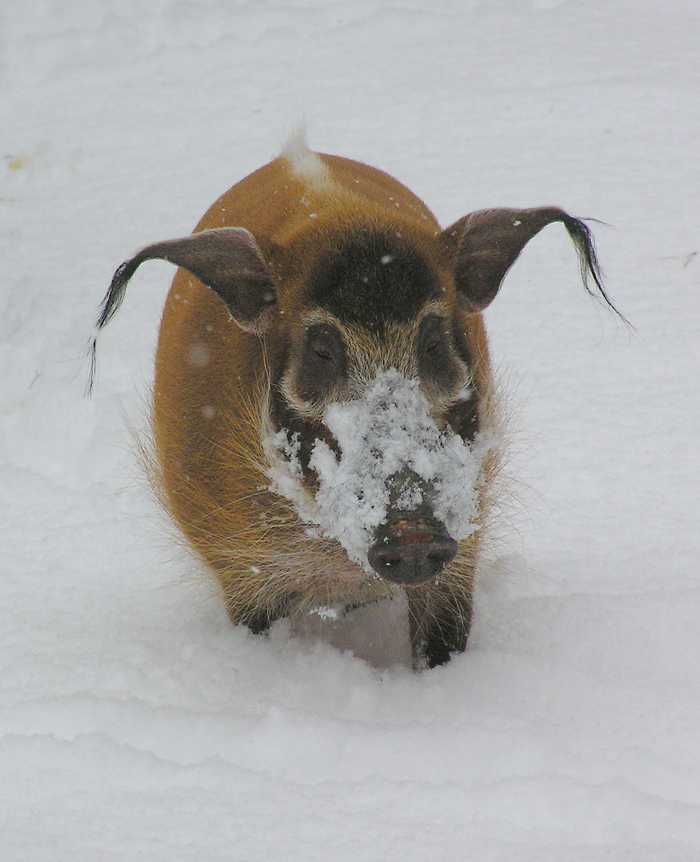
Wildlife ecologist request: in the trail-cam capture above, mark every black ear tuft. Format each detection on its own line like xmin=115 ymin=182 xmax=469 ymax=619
xmin=560 ymin=215 xmax=630 ymax=325
xmin=85 ymin=335 xmax=98 ymax=397
xmin=96 ymin=258 xmax=140 ymax=330
xmin=86 ymin=255 xmax=148 ymax=397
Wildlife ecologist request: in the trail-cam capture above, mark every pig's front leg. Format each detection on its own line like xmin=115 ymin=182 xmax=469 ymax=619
xmin=408 ymin=589 xmax=472 ymax=669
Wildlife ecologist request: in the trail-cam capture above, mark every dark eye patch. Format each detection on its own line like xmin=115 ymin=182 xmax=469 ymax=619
xmin=268 ymin=331 xmax=340 ymax=482
xmin=446 ymin=396 xmax=479 ymax=443
xmin=417 ymin=315 xmax=460 ymax=392
xmin=297 ymin=323 xmax=347 ymax=403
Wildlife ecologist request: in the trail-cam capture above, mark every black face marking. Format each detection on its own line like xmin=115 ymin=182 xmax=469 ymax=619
xmin=270 ymin=392 xmax=328 ymax=478
xmin=297 ymin=323 xmax=347 ymax=403
xmin=438 ymin=319 xmax=478 ymax=443
xmin=309 ymin=230 xmax=441 ymax=330
xmin=446 ymin=396 xmax=479 ymax=443
xmin=417 ymin=314 xmax=460 ymax=394
xmin=451 ymin=318 xmax=474 ymax=370
xmin=268 ymin=334 xmax=340 ymax=480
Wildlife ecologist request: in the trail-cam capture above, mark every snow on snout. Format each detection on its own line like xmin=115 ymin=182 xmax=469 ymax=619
xmin=268 ymin=369 xmax=492 ymax=573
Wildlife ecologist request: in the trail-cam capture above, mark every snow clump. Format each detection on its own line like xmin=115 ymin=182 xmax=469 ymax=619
xmin=267 ymin=369 xmax=492 ymax=573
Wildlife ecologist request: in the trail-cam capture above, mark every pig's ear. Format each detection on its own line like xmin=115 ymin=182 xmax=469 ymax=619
xmin=97 ymin=227 xmax=277 ymax=335
xmin=441 ymin=207 xmax=622 ymax=316
xmin=87 ymin=227 xmax=277 ymax=395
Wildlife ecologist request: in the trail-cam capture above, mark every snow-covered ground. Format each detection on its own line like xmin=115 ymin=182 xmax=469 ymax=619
xmin=2 ymin=2 xmax=699 ymax=859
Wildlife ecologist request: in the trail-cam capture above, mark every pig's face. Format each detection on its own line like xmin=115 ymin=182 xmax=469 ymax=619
xmin=265 ymin=228 xmax=488 ymax=584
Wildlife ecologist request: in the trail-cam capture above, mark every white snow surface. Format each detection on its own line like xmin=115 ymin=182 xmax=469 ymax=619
xmin=2 ymin=2 xmax=700 ymax=860
xmin=268 ymin=369 xmax=490 ymax=571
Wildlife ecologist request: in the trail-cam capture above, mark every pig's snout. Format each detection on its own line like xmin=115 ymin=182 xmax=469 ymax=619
xmin=367 ymin=469 xmax=458 ymax=584
xmin=368 ymin=516 xmax=458 ymax=584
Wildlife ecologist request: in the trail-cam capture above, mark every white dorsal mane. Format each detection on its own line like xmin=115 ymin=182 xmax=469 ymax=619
xmin=281 ymin=127 xmax=330 ymax=187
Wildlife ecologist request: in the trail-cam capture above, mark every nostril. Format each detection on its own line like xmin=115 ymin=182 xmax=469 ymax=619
xmin=427 ymin=538 xmax=458 ymax=567
xmin=368 ymin=544 xmax=403 ymax=575
xmin=377 ymin=551 xmax=402 ymax=568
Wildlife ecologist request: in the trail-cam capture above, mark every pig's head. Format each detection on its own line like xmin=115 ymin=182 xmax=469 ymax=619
xmin=92 ymin=206 xmax=617 ymax=585
xmin=263 ymin=221 xmax=487 ymax=584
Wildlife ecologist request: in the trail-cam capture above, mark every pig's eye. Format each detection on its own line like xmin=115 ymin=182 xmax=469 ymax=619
xmin=307 ymin=326 xmax=344 ymax=367
xmin=311 ymin=340 xmax=334 ymax=362
xmin=297 ymin=323 xmax=347 ymax=402
xmin=418 ymin=315 xmax=447 ymax=359
xmin=418 ymin=314 xmax=459 ymax=392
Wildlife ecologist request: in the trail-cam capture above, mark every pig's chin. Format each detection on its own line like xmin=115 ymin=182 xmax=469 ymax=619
xmin=265 ymin=369 xmax=492 ymax=576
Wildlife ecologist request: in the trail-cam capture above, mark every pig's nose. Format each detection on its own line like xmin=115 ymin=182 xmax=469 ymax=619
xmin=368 ymin=521 xmax=458 ymax=585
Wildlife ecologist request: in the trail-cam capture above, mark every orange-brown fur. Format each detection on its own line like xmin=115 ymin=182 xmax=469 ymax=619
xmin=152 ymin=153 xmax=498 ymax=629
